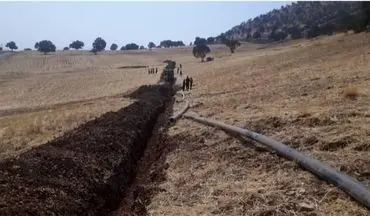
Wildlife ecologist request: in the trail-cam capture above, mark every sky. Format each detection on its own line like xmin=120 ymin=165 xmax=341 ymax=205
xmin=0 ymin=1 xmax=291 ymax=50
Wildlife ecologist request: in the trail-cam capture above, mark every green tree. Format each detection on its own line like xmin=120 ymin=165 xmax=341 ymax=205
xmin=92 ymin=37 xmax=106 ymax=54
xmin=110 ymin=43 xmax=118 ymax=51
xmin=36 ymin=40 xmax=56 ymax=54
xmin=192 ymin=44 xmax=211 ymax=62
xmin=194 ymin=37 xmax=207 ymax=46
xmin=69 ymin=40 xmax=84 ymax=50
xmin=207 ymin=37 xmax=215 ymax=44
xmin=252 ymin=31 xmax=261 ymax=39
xmin=222 ymin=38 xmax=241 ymax=53
xmin=125 ymin=43 xmax=139 ymax=50
xmin=148 ymin=42 xmax=156 ymax=50
xmin=5 ymin=41 xmax=18 ymax=51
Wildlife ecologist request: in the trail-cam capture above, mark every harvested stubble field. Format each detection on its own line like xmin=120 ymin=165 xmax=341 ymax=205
xmin=131 ymin=33 xmax=370 ymax=216
xmin=0 ymin=49 xmax=183 ymax=159
xmin=0 ymin=32 xmax=369 ymax=216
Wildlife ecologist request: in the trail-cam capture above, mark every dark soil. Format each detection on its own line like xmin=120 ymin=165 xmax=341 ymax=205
xmin=117 ymin=66 xmax=148 ymax=69
xmin=0 ymin=84 xmax=173 ymax=216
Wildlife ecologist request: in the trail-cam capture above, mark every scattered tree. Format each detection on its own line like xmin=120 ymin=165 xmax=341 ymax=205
xmin=120 ymin=46 xmax=126 ymax=51
xmin=34 ymin=42 xmax=39 ymax=50
xmin=221 ymin=38 xmax=241 ymax=53
xmin=125 ymin=43 xmax=139 ymax=50
xmin=194 ymin=37 xmax=207 ymax=46
xmin=24 ymin=48 xmax=32 ymax=51
xmin=69 ymin=40 xmax=84 ymax=50
xmin=159 ymin=40 xmax=185 ymax=48
xmin=63 ymin=47 xmax=69 ymax=51
xmin=110 ymin=43 xmax=118 ymax=51
xmin=5 ymin=41 xmax=18 ymax=51
xmin=0 ymin=47 xmax=3 ymax=51
xmin=207 ymin=37 xmax=215 ymax=44
xmin=148 ymin=42 xmax=156 ymax=50
xmin=92 ymin=37 xmax=106 ymax=54
xmin=192 ymin=44 xmax=211 ymax=62
xmin=139 ymin=45 xmax=145 ymax=50
xmin=36 ymin=40 xmax=56 ymax=54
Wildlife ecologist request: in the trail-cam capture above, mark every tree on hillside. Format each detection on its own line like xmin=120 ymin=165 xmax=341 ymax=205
xmin=139 ymin=45 xmax=145 ymax=50
xmin=192 ymin=44 xmax=211 ymax=62
xmin=216 ymin=2 xmax=368 ymax=42
xmin=5 ymin=41 xmax=18 ymax=51
xmin=194 ymin=37 xmax=207 ymax=46
xmin=63 ymin=47 xmax=69 ymax=51
xmin=252 ymin=31 xmax=261 ymax=39
xmin=221 ymin=38 xmax=241 ymax=53
xmin=269 ymin=30 xmax=288 ymax=41
xmin=287 ymin=26 xmax=303 ymax=39
xmin=148 ymin=42 xmax=156 ymax=50
xmin=125 ymin=43 xmax=139 ymax=50
xmin=92 ymin=37 xmax=106 ymax=54
xmin=69 ymin=40 xmax=84 ymax=50
xmin=36 ymin=40 xmax=56 ymax=54
xmin=110 ymin=43 xmax=118 ymax=51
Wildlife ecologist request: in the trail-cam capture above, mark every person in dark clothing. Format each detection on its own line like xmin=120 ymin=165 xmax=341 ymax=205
xmin=185 ymin=76 xmax=190 ymax=91
xmin=148 ymin=68 xmax=150 ymax=74
xmin=182 ymin=79 xmax=186 ymax=91
xmin=177 ymin=67 xmax=179 ymax=73
xmin=180 ymin=70 xmax=182 ymax=76
xmin=180 ymin=64 xmax=182 ymax=69
xmin=189 ymin=77 xmax=193 ymax=89
xmin=155 ymin=68 xmax=158 ymax=74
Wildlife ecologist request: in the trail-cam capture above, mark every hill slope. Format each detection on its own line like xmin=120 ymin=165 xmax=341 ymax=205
xmin=217 ymin=2 xmax=369 ymax=42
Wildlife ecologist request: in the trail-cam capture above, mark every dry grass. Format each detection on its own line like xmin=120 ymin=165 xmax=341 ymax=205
xmin=1 ymin=32 xmax=370 ymax=215
xmin=147 ymin=33 xmax=370 ymax=215
xmin=0 ymin=49 xmax=186 ymax=158
xmin=344 ymin=85 xmax=360 ymax=100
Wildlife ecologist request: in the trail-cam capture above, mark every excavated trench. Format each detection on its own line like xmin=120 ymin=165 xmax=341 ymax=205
xmin=0 ymin=81 xmax=176 ymax=215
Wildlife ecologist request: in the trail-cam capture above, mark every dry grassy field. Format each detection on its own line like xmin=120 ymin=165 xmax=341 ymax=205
xmin=0 ymin=49 xmax=180 ymax=159
xmin=1 ymin=32 xmax=370 ymax=215
xmin=146 ymin=33 xmax=370 ymax=215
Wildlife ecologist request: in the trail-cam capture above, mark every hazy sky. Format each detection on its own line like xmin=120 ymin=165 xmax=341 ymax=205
xmin=0 ymin=1 xmax=290 ymax=50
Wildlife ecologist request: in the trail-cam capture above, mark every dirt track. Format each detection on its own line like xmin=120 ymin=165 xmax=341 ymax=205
xmin=0 ymin=84 xmax=173 ymax=215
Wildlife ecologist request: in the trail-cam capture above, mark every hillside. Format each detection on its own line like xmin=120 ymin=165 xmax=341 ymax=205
xmin=132 ymin=32 xmax=370 ymax=216
xmin=217 ymin=2 xmax=370 ymax=42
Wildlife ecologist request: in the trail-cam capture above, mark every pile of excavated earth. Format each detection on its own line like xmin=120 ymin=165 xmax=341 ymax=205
xmin=0 ymin=83 xmax=173 ymax=215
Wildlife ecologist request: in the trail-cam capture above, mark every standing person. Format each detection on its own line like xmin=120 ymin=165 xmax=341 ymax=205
xmin=182 ymin=79 xmax=186 ymax=91
xmin=180 ymin=64 xmax=182 ymax=69
xmin=185 ymin=76 xmax=190 ymax=91
xmin=180 ymin=70 xmax=182 ymax=76
xmin=155 ymin=68 xmax=158 ymax=74
xmin=189 ymin=77 xmax=193 ymax=89
xmin=148 ymin=68 xmax=150 ymax=74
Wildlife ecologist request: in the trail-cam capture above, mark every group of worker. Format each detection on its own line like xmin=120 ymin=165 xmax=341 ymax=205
xmin=182 ymin=76 xmax=193 ymax=91
xmin=148 ymin=67 xmax=157 ymax=74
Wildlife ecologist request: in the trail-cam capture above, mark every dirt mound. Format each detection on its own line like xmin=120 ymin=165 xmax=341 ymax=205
xmin=0 ymin=85 xmax=172 ymax=216
xmin=117 ymin=65 xmax=148 ymax=69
